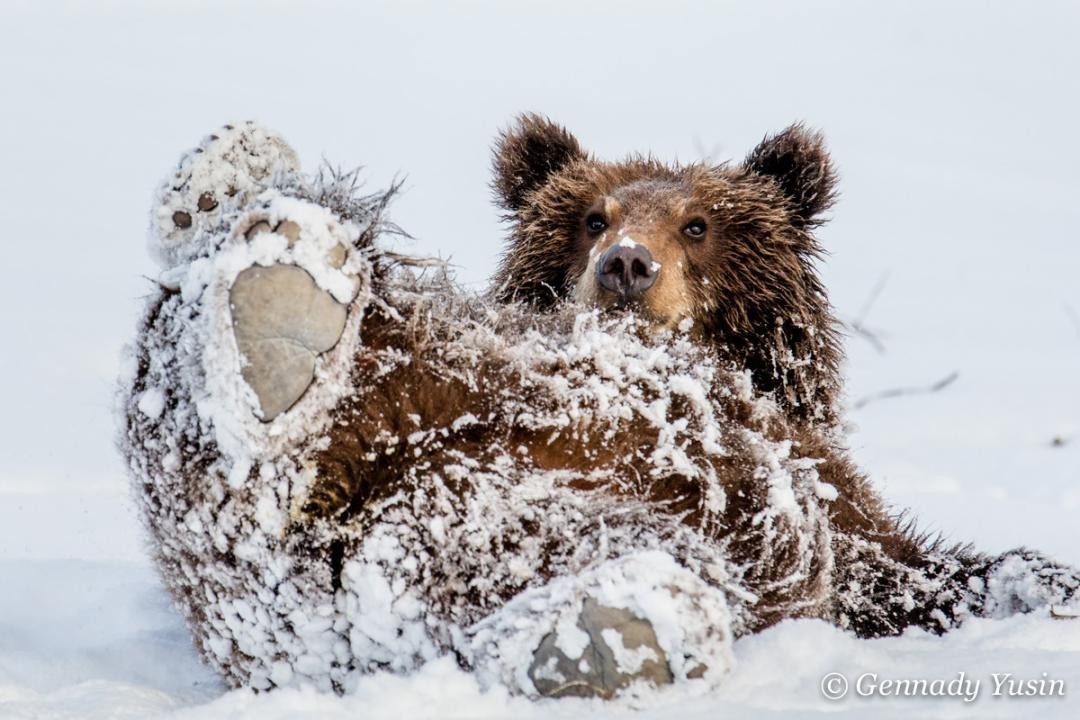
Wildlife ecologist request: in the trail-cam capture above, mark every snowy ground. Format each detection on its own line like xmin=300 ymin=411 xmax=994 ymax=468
xmin=3 ymin=560 xmax=1079 ymax=719
xmin=2 ymin=1 xmax=1078 ymax=718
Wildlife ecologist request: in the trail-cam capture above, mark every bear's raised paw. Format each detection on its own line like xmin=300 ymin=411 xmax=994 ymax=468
xmin=228 ymin=214 xmax=359 ymax=421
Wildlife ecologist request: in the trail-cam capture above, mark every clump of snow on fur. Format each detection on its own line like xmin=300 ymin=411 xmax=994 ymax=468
xmin=136 ymin=388 xmax=165 ymax=419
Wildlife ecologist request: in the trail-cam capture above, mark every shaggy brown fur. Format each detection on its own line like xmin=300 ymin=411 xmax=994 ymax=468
xmin=491 ymin=114 xmax=841 ymax=424
xmin=477 ymin=114 xmax=1078 ymax=636
xmin=124 ymin=119 xmax=1080 ymax=694
xmin=296 ymin=116 xmax=965 ymax=638
xmin=297 ymin=281 xmax=1007 ymax=641
xmin=303 ymin=293 xmax=838 ymax=630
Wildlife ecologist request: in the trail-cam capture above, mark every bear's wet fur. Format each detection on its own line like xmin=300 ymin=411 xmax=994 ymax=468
xmin=300 ymin=115 xmax=1046 ymax=637
xmin=302 ymin=115 xmax=1078 ymax=638
xmin=121 ymin=118 xmax=1080 ymax=695
xmin=491 ymin=114 xmax=842 ymax=425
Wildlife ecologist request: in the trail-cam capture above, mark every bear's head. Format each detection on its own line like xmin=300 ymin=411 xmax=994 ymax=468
xmin=490 ymin=113 xmax=843 ymax=422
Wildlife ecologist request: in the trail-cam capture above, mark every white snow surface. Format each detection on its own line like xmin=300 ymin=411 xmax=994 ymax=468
xmin=3 ymin=560 xmax=1080 ymax=719
xmin=2 ymin=1 xmax=1080 ymax=719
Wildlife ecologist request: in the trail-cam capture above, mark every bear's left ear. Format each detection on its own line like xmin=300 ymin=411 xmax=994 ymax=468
xmin=743 ymin=124 xmax=837 ymax=227
xmin=492 ymin=113 xmax=586 ymax=212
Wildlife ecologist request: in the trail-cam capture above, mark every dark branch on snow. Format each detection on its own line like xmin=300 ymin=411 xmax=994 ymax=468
xmin=854 ymin=371 xmax=959 ymax=410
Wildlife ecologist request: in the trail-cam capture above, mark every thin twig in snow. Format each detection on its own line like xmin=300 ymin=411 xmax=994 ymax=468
xmin=848 ymin=271 xmax=891 ymax=354
xmin=382 ymin=252 xmax=454 ymax=269
xmin=854 ymin=371 xmax=959 ymax=410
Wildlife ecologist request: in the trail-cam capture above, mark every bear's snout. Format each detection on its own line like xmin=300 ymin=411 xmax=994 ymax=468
xmin=596 ymin=243 xmax=659 ymax=299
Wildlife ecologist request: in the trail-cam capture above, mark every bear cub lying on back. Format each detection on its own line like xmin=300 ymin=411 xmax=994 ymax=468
xmin=121 ymin=115 xmax=1080 ymax=700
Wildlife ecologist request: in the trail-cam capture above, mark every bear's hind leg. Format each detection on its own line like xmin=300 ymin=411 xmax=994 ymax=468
xmin=125 ymin=124 xmax=392 ymax=691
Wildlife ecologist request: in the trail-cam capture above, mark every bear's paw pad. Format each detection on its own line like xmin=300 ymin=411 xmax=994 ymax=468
xmin=229 ymin=215 xmax=355 ymax=421
xmin=528 ymin=598 xmax=673 ymax=699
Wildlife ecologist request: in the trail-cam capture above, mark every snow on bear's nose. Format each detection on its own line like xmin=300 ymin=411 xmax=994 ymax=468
xmin=596 ymin=240 xmax=659 ymax=298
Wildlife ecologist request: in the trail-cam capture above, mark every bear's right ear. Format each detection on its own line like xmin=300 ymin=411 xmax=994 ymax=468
xmin=492 ymin=113 xmax=585 ymax=212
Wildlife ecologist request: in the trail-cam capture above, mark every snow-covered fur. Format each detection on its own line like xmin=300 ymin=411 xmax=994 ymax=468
xmin=119 ymin=121 xmax=1079 ymax=697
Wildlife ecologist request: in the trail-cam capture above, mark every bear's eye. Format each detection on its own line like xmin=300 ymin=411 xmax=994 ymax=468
xmin=683 ymin=219 xmax=707 ymax=239
xmin=585 ymin=214 xmax=608 ymax=235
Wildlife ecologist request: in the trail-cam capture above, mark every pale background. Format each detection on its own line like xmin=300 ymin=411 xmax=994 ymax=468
xmin=0 ymin=2 xmax=1078 ymax=717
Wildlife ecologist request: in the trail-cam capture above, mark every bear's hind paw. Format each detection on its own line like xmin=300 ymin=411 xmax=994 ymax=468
xmin=221 ymin=200 xmax=370 ymax=423
xmin=466 ymin=552 xmax=736 ymax=700
xmin=182 ymin=190 xmax=375 ymax=464
xmin=528 ymin=597 xmax=674 ymax=699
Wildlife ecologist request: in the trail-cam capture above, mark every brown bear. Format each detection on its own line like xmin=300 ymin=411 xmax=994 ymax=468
xmin=490 ymin=113 xmax=842 ymax=424
xmin=120 ymin=116 xmax=1079 ymax=701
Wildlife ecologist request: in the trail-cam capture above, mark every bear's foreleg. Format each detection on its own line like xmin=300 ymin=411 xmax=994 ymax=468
xmin=829 ymin=533 xmax=1080 ymax=637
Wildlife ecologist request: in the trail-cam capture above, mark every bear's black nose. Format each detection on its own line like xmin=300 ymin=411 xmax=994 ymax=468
xmin=596 ymin=243 xmax=659 ymax=298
